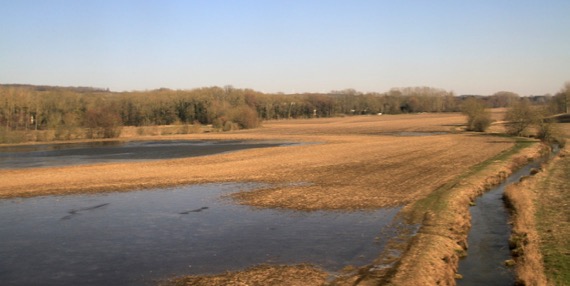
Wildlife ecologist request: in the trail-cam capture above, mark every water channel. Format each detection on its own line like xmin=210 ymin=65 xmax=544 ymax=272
xmin=457 ymin=158 xmax=546 ymax=285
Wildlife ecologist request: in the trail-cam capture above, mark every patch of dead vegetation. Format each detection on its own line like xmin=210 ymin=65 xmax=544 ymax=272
xmin=163 ymin=264 xmax=328 ymax=286
xmin=230 ymin=134 xmax=513 ymax=211
xmin=501 ymin=125 xmax=569 ymax=285
xmin=534 ymin=148 xmax=570 ymax=285
xmin=504 ymin=170 xmax=548 ymax=285
xmin=556 ymin=122 xmax=570 ymax=138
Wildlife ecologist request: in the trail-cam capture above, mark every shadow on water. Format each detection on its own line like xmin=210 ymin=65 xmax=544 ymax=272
xmin=457 ymin=151 xmax=555 ymax=285
xmin=0 ymin=183 xmax=402 ymax=286
xmin=0 ymin=140 xmax=296 ymax=169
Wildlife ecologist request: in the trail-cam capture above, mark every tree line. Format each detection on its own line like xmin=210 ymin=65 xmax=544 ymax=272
xmin=1 ymin=83 xmax=568 ymax=143
xmin=461 ymin=83 xmax=569 ymax=146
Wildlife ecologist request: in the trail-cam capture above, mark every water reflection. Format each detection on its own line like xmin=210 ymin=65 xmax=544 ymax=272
xmin=0 ymin=183 xmax=401 ymax=286
xmin=0 ymin=140 xmax=292 ymax=169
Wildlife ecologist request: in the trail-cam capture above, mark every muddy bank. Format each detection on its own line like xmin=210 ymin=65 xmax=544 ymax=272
xmin=379 ymin=141 xmax=548 ymax=286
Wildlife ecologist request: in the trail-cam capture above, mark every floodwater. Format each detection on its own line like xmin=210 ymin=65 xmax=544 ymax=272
xmin=457 ymin=160 xmax=544 ymax=285
xmin=0 ymin=183 xmax=401 ymax=286
xmin=0 ymin=140 xmax=292 ymax=169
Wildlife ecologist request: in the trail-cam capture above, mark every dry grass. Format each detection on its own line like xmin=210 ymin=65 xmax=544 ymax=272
xmin=230 ymin=134 xmax=511 ymax=210
xmin=504 ymin=177 xmax=548 ymax=286
xmin=164 ymin=264 xmax=328 ymax=286
xmin=498 ymin=124 xmax=570 ymax=286
xmin=251 ymin=113 xmax=466 ymax=136
xmin=555 ymin=123 xmax=570 ymax=139
xmin=534 ymin=148 xmax=570 ymax=285
xmin=489 ymin=107 xmax=508 ymax=121
xmin=120 ymin=124 xmax=206 ymax=137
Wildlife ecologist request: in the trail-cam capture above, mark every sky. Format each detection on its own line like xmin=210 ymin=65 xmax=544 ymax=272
xmin=2 ymin=1 xmax=570 ymax=95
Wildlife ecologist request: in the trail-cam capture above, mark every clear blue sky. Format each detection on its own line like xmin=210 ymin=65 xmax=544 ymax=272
xmin=2 ymin=0 xmax=569 ymax=95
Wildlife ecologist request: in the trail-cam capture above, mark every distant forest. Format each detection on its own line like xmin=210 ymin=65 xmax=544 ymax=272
xmin=0 ymin=83 xmax=568 ymax=142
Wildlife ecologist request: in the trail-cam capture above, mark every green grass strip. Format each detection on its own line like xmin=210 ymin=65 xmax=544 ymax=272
xmin=407 ymin=136 xmax=536 ymax=223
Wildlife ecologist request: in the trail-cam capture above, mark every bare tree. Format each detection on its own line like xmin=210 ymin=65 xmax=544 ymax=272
xmin=504 ymin=99 xmax=536 ymax=136
xmin=461 ymin=97 xmax=492 ymax=132
xmin=562 ymin=81 xmax=570 ymax=113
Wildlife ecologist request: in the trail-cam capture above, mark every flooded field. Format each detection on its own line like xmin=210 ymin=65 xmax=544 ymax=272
xmin=0 ymin=115 xmax=528 ymax=285
xmin=0 ymin=140 xmax=291 ymax=169
xmin=0 ymin=183 xmax=401 ymax=286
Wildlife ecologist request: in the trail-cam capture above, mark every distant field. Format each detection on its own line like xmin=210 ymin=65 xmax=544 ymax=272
xmin=557 ymin=122 xmax=570 ymax=137
xmin=253 ymin=112 xmax=466 ymax=135
xmin=0 ymin=113 xmax=513 ymax=212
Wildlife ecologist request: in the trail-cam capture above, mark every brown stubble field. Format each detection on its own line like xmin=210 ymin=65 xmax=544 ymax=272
xmin=0 ymin=113 xmax=513 ymax=213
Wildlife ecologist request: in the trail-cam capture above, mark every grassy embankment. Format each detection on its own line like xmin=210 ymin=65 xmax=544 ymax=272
xmin=367 ymin=137 xmax=546 ymax=286
xmin=387 ymin=121 xmax=570 ymax=286
xmin=536 ymin=149 xmax=570 ymax=285
xmin=504 ymin=123 xmax=569 ymax=286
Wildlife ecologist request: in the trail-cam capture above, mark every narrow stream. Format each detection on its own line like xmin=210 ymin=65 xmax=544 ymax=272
xmin=457 ymin=159 xmax=545 ymax=285
xmin=0 ymin=183 xmax=401 ymax=286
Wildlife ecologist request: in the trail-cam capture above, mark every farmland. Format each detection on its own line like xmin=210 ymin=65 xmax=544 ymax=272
xmin=0 ymin=113 xmax=512 ymax=209
xmin=0 ymin=112 xmax=551 ymax=285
